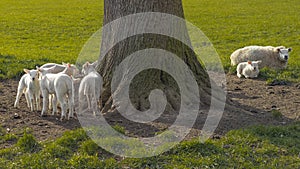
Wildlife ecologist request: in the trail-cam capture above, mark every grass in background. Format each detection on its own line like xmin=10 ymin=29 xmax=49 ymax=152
xmin=0 ymin=0 xmax=299 ymax=81
xmin=0 ymin=0 xmax=103 ymax=78
xmin=183 ymin=0 xmax=300 ymax=82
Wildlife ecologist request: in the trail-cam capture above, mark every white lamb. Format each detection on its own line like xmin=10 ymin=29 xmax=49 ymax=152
xmin=40 ymin=62 xmax=79 ymax=77
xmin=39 ymin=63 xmax=79 ymax=110
xmin=38 ymin=67 xmax=74 ymax=121
xmin=237 ymin=61 xmax=261 ymax=78
xmin=79 ymin=62 xmax=103 ymax=116
xmin=230 ymin=46 xmax=292 ymax=69
xmin=14 ymin=69 xmax=40 ymax=111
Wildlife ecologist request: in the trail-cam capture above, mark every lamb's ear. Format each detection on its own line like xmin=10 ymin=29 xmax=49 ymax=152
xmin=288 ymin=48 xmax=292 ymax=52
xmin=24 ymin=69 xmax=30 ymax=74
xmin=67 ymin=63 xmax=71 ymax=68
xmin=247 ymin=61 xmax=252 ymax=64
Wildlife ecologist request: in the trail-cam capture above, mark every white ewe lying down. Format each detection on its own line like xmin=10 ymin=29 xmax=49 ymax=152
xmin=79 ymin=62 xmax=103 ymax=116
xmin=38 ymin=67 xmax=74 ymax=121
xmin=230 ymin=46 xmax=292 ymax=69
xmin=237 ymin=60 xmax=262 ymax=79
xmin=14 ymin=69 xmax=40 ymax=111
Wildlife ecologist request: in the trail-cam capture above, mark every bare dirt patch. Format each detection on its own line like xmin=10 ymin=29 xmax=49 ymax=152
xmin=0 ymin=74 xmax=299 ymax=147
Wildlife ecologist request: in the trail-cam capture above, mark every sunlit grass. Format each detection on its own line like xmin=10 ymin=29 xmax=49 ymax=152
xmin=1 ymin=0 xmax=299 ymax=81
xmin=0 ymin=0 xmax=103 ymax=78
xmin=0 ymin=122 xmax=299 ymax=168
xmin=183 ymin=0 xmax=300 ymax=81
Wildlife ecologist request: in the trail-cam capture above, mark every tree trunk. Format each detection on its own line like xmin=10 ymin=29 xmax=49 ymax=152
xmin=97 ymin=0 xmax=212 ymax=133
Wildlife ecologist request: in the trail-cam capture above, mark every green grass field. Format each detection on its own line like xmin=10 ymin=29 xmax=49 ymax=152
xmin=183 ymin=0 xmax=300 ymax=82
xmin=1 ymin=0 xmax=299 ymax=81
xmin=0 ymin=0 xmax=103 ymax=78
xmin=0 ymin=123 xmax=299 ymax=168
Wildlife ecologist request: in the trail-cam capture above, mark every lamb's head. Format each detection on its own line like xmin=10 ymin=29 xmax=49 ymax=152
xmin=62 ymin=63 xmax=80 ymax=77
xmin=247 ymin=60 xmax=261 ymax=72
xmin=24 ymin=69 xmax=39 ymax=81
xmin=276 ymin=47 xmax=292 ymax=62
xmin=81 ymin=62 xmax=96 ymax=75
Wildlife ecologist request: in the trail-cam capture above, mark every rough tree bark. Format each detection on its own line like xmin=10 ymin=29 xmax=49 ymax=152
xmin=97 ymin=0 xmax=212 ymax=118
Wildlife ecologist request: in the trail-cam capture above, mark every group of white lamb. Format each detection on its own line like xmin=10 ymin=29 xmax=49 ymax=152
xmin=14 ymin=61 xmax=102 ymax=121
xmin=230 ymin=45 xmax=292 ymax=78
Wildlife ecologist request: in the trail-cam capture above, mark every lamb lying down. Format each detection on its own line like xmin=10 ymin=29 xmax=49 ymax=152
xmin=237 ymin=61 xmax=262 ymax=79
xmin=79 ymin=62 xmax=103 ymax=116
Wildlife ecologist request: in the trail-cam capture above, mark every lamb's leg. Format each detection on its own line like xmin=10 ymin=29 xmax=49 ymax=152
xmin=67 ymin=89 xmax=74 ymax=120
xmin=56 ymin=94 xmax=67 ymax=121
xmin=27 ymin=89 xmax=34 ymax=112
xmin=237 ymin=68 xmax=243 ymax=78
xmin=14 ymin=87 xmax=24 ymax=108
xmin=24 ymin=91 xmax=30 ymax=108
xmin=92 ymin=97 xmax=98 ymax=116
xmin=41 ymin=91 xmax=49 ymax=117
xmin=48 ymin=94 xmax=52 ymax=110
xmin=237 ymin=73 xmax=242 ymax=78
xmin=236 ymin=65 xmax=243 ymax=78
xmin=52 ymin=95 xmax=58 ymax=115
xmin=86 ymin=94 xmax=91 ymax=110
xmin=93 ymin=89 xmax=101 ymax=116
xmin=35 ymin=91 xmax=41 ymax=111
xmin=67 ymin=97 xmax=74 ymax=120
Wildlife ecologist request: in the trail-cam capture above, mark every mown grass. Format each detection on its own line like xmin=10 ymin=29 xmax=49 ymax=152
xmin=183 ymin=0 xmax=300 ymax=82
xmin=0 ymin=122 xmax=299 ymax=168
xmin=0 ymin=0 xmax=300 ymax=82
xmin=0 ymin=0 xmax=103 ymax=78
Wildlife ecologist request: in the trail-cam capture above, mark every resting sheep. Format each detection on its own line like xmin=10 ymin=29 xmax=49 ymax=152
xmin=14 ymin=69 xmax=40 ymax=111
xmin=237 ymin=61 xmax=261 ymax=78
xmin=38 ymin=67 xmax=74 ymax=121
xmin=230 ymin=46 xmax=292 ymax=69
xmin=79 ymin=62 xmax=103 ymax=116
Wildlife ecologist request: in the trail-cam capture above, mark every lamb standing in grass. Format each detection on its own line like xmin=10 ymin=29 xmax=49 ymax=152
xmin=79 ymin=62 xmax=103 ymax=116
xmin=230 ymin=46 xmax=292 ymax=69
xmin=237 ymin=60 xmax=261 ymax=78
xmin=38 ymin=67 xmax=74 ymax=121
xmin=14 ymin=69 xmax=40 ymax=111
xmin=39 ymin=63 xmax=79 ymax=110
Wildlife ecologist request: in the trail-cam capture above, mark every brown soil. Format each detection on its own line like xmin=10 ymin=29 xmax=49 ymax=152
xmin=0 ymin=74 xmax=299 ymax=148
